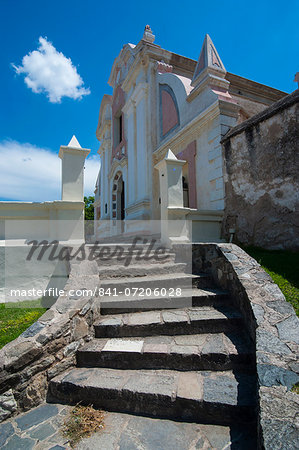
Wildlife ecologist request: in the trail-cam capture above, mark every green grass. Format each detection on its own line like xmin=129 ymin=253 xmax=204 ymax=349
xmin=0 ymin=301 xmax=46 ymax=349
xmin=243 ymin=246 xmax=299 ymax=316
xmin=291 ymin=383 xmax=299 ymax=395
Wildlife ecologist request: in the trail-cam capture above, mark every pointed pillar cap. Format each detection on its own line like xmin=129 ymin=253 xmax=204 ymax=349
xmin=164 ymin=149 xmax=185 ymax=164
xmin=155 ymin=149 xmax=186 ymax=170
xmin=59 ymin=135 xmax=90 ymax=159
xmin=191 ymin=34 xmax=226 ymax=86
xmin=165 ymin=149 xmax=177 ymax=161
xmin=68 ymin=135 xmax=81 ymax=148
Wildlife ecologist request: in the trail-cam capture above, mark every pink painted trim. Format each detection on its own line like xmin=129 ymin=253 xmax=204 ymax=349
xmin=177 ymin=141 xmax=197 ymax=209
xmin=111 ymin=86 xmax=127 ymax=162
xmin=210 ymin=85 xmax=237 ymax=104
xmin=112 ymin=86 xmax=125 ymax=115
xmin=111 ymin=138 xmax=127 ymax=162
xmin=162 ymin=90 xmax=179 ymax=136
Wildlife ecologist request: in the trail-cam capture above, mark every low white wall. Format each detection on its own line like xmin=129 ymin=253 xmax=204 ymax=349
xmin=188 ymin=210 xmax=224 ymax=242
xmin=0 ymin=201 xmax=85 ymax=304
xmin=0 ymin=201 xmax=84 ymax=242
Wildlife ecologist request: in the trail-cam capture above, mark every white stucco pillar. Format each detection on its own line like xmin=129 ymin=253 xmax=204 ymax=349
xmin=155 ymin=149 xmax=185 ymax=209
xmin=104 ymin=147 xmax=109 ymax=214
xmin=99 ymin=147 xmax=106 ymax=218
xmin=59 ymin=135 xmax=90 ymax=202
xmin=155 ymin=150 xmax=190 ymax=245
xmin=123 ymin=99 xmax=135 ymax=206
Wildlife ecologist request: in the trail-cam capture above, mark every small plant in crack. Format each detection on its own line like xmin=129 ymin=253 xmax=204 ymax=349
xmin=62 ymin=403 xmax=105 ymax=447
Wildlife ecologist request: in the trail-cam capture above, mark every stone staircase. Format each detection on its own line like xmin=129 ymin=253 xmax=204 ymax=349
xmin=48 ymin=242 xmax=257 ymax=441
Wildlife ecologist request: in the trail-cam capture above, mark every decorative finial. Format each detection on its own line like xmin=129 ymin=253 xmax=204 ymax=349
xmin=143 ymin=25 xmax=155 ymax=44
xmin=191 ymin=34 xmax=226 ymax=87
xmin=294 ymin=72 xmax=299 ymax=89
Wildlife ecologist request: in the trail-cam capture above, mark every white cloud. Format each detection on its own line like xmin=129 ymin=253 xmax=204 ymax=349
xmin=0 ymin=140 xmax=100 ymax=201
xmin=13 ymin=37 xmax=90 ymax=103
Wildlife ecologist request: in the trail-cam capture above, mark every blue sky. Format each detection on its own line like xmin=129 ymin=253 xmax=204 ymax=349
xmin=0 ymin=0 xmax=298 ymax=201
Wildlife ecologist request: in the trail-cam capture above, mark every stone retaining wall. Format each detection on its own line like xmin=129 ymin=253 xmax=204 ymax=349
xmin=193 ymin=243 xmax=299 ymax=449
xmin=0 ymin=259 xmax=100 ymax=422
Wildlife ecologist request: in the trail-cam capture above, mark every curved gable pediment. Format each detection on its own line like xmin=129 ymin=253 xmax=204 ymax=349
xmin=108 ymin=43 xmax=136 ymax=88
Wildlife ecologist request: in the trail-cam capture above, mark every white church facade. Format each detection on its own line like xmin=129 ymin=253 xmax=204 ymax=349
xmin=94 ymin=26 xmax=285 ymax=243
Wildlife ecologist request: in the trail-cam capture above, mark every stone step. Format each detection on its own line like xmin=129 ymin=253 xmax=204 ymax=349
xmin=99 ymin=273 xmax=208 ymax=293
xmin=85 ymin=241 xmax=178 ymax=266
xmin=77 ymin=332 xmax=255 ymax=372
xmin=91 ymin=247 xmax=174 ymax=254
xmin=88 ymin=243 xmax=172 ymax=253
xmin=87 ymin=238 xmax=164 ymax=248
xmin=48 ymin=367 xmax=257 ymax=425
xmin=94 ymin=306 xmax=242 ymax=337
xmin=97 ymin=263 xmax=190 ymax=279
xmin=193 ymin=288 xmax=229 ymax=306
xmin=85 ymin=244 xmax=169 ymax=251
xmin=93 ymin=251 xmax=177 ymax=266
xmin=93 ymin=234 xmax=162 ymax=245
xmin=99 ymin=288 xmax=230 ymax=315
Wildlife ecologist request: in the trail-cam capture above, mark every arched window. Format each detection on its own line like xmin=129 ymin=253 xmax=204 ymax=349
xmin=159 ymin=84 xmax=180 ymax=139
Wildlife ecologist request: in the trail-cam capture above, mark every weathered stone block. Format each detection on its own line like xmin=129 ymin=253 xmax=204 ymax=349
xmin=16 ymin=403 xmax=59 ymax=430
xmin=2 ymin=434 xmax=35 ymax=449
xmin=256 ymin=329 xmax=292 ymax=356
xmin=257 ymin=364 xmax=299 ymax=390
xmin=4 ymin=341 xmax=42 ymax=371
xmin=0 ymin=422 xmax=14 ymax=447
xmin=21 ymin=372 xmax=48 ymax=410
xmin=63 ymin=340 xmax=81 ymax=357
xmin=71 ymin=316 xmax=89 ymax=340
xmin=47 ymin=356 xmax=75 ymax=380
xmin=21 ymin=356 xmax=56 ymax=380
xmin=0 ymin=389 xmax=17 ymax=421
xmin=276 ymin=315 xmax=299 ymax=344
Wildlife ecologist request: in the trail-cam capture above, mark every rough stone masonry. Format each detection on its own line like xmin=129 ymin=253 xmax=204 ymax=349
xmin=222 ymin=90 xmax=299 ymax=250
